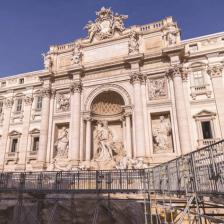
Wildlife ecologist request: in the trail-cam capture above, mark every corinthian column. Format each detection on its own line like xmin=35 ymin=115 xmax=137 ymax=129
xmin=168 ymin=65 xmax=192 ymax=154
xmin=0 ymin=97 xmax=13 ymax=170
xmin=207 ymin=64 xmax=224 ymax=137
xmin=124 ymin=111 xmax=132 ymax=158
xmin=37 ymin=87 xmax=51 ymax=165
xmin=130 ymin=72 xmax=146 ymax=158
xmin=17 ymin=95 xmax=33 ymax=170
xmin=84 ymin=115 xmax=92 ymax=162
xmin=69 ymin=81 xmax=82 ymax=164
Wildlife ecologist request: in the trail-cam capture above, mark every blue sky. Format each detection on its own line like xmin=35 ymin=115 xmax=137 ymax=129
xmin=0 ymin=0 xmax=224 ymax=77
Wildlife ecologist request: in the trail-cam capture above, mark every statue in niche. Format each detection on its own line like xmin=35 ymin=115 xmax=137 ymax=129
xmin=149 ymin=78 xmax=167 ymax=100
xmin=54 ymin=127 xmax=69 ymax=159
xmin=57 ymin=94 xmax=70 ymax=112
xmin=42 ymin=52 xmax=53 ymax=72
xmin=94 ymin=121 xmax=115 ymax=162
xmin=153 ymin=116 xmax=172 ymax=151
xmin=128 ymin=31 xmax=139 ymax=55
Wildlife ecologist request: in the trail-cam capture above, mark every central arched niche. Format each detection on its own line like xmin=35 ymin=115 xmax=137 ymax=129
xmin=91 ymin=91 xmax=125 ymax=117
xmin=90 ymin=91 xmax=125 ymax=159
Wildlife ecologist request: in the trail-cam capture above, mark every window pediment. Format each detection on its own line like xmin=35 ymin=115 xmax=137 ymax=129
xmin=29 ymin=128 xmax=40 ymax=134
xmin=9 ymin=130 xmax=21 ymax=136
xmin=193 ymin=110 xmax=216 ymax=118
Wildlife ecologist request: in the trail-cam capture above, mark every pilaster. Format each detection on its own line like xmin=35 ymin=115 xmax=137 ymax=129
xmin=207 ymin=64 xmax=224 ymax=137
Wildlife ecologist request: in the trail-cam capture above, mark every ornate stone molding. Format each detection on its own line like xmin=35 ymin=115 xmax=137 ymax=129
xmin=84 ymin=7 xmax=128 ymax=42
xmin=70 ymin=81 xmax=82 ymax=94
xmin=24 ymin=96 xmax=34 ymax=106
xmin=4 ymin=98 xmax=14 ymax=108
xmin=207 ymin=64 xmax=223 ymax=78
xmin=130 ymin=72 xmax=145 ymax=84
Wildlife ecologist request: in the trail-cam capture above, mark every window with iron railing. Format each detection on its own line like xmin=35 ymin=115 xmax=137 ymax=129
xmin=36 ymin=96 xmax=42 ymax=110
xmin=16 ymin=98 xmax=23 ymax=112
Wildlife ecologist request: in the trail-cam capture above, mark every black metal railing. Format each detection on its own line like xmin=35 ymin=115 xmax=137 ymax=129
xmin=0 ymin=140 xmax=223 ymax=195
xmin=150 ymin=139 xmax=224 ymax=196
xmin=0 ymin=169 xmax=146 ymax=193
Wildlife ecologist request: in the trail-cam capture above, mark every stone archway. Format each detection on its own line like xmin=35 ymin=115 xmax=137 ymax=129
xmin=83 ymin=90 xmax=133 ymax=169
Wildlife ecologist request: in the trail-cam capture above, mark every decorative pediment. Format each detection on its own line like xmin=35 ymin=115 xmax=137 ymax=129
xmin=9 ymin=130 xmax=21 ymax=136
xmin=29 ymin=128 xmax=40 ymax=134
xmin=193 ymin=110 xmax=216 ymax=118
xmin=84 ymin=7 xmax=128 ymax=42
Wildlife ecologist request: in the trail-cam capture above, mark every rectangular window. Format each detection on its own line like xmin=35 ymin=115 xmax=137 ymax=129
xmin=36 ymin=96 xmax=42 ymax=110
xmin=193 ymin=71 xmax=205 ymax=87
xmin=32 ymin=137 xmax=39 ymax=151
xmin=19 ymin=78 xmax=24 ymax=84
xmin=0 ymin=101 xmax=3 ymax=114
xmin=11 ymin=138 xmax=18 ymax=152
xmin=1 ymin=81 xmax=6 ymax=87
xmin=201 ymin=121 xmax=213 ymax=139
xmin=189 ymin=44 xmax=198 ymax=52
xmin=16 ymin=99 xmax=23 ymax=112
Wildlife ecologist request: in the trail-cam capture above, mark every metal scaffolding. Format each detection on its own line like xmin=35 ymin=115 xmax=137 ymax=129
xmin=0 ymin=140 xmax=224 ymax=223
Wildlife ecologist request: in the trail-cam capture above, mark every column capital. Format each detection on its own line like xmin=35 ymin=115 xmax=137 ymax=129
xmin=167 ymin=64 xmax=187 ymax=80
xmin=130 ymin=72 xmax=145 ymax=84
xmin=24 ymin=96 xmax=34 ymax=106
xmin=4 ymin=98 xmax=14 ymax=108
xmin=70 ymin=81 xmax=82 ymax=94
xmin=40 ymin=87 xmax=52 ymax=98
xmin=207 ymin=64 xmax=223 ymax=78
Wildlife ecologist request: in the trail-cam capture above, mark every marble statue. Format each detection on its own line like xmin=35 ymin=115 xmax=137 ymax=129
xmin=84 ymin=7 xmax=127 ymax=41
xmin=94 ymin=121 xmax=114 ymax=162
xmin=153 ymin=116 xmax=171 ymax=151
xmin=54 ymin=127 xmax=69 ymax=158
xmin=128 ymin=31 xmax=139 ymax=55
xmin=71 ymin=42 xmax=82 ymax=65
xmin=164 ymin=22 xmax=179 ymax=46
xmin=42 ymin=53 xmax=53 ymax=72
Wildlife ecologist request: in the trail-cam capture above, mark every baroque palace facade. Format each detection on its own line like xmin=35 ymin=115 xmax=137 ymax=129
xmin=0 ymin=7 xmax=224 ymax=171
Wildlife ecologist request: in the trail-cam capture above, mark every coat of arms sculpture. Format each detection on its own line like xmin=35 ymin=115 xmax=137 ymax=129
xmin=84 ymin=7 xmax=128 ymax=42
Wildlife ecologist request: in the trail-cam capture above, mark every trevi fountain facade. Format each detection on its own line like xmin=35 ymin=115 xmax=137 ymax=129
xmin=0 ymin=7 xmax=224 ymax=172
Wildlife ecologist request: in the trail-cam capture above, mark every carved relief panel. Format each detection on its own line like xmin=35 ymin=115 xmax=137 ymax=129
xmin=55 ymin=92 xmax=70 ymax=112
xmin=148 ymin=77 xmax=167 ymax=101
xmin=151 ymin=113 xmax=173 ymax=153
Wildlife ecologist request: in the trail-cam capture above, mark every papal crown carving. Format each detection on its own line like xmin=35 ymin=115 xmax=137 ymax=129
xmin=84 ymin=7 xmax=128 ymax=42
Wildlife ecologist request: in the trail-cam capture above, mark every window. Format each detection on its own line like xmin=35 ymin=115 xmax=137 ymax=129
xmin=1 ymin=81 xmax=6 ymax=87
xmin=11 ymin=138 xmax=18 ymax=152
xmin=0 ymin=101 xmax=3 ymax=114
xmin=193 ymin=71 xmax=205 ymax=87
xmin=19 ymin=78 xmax=24 ymax=84
xmin=189 ymin=44 xmax=198 ymax=53
xmin=201 ymin=121 xmax=213 ymax=139
xmin=16 ymin=98 xmax=23 ymax=112
xmin=36 ymin=96 xmax=42 ymax=110
xmin=32 ymin=137 xmax=39 ymax=151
